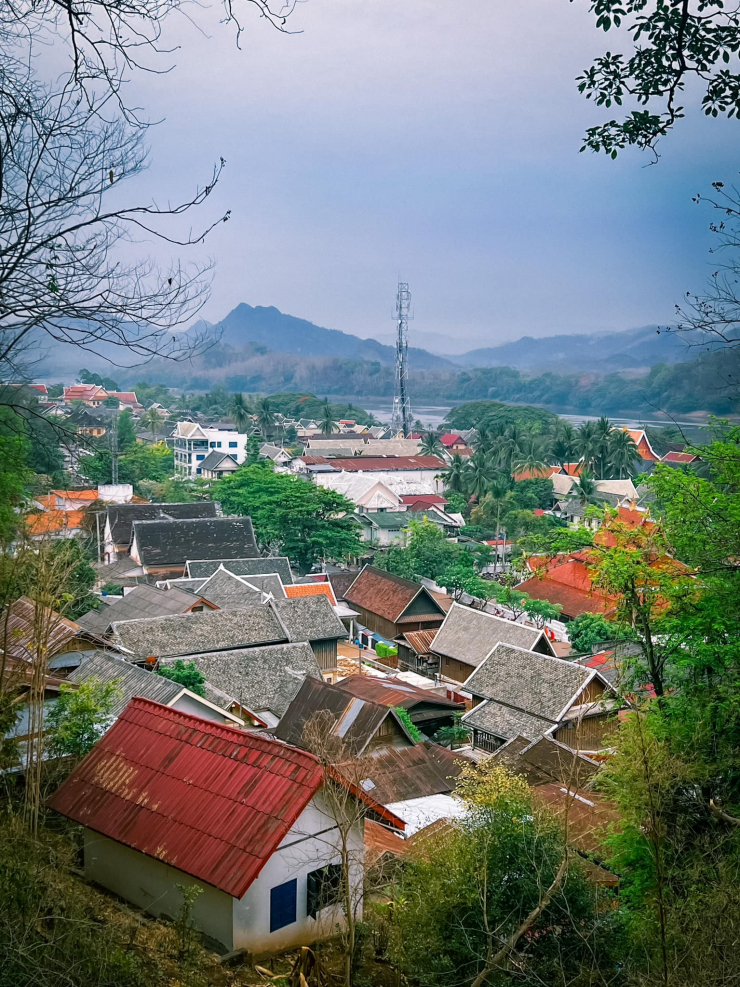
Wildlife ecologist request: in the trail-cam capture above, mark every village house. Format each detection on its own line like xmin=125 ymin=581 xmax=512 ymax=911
xmin=429 ymin=602 xmax=556 ymax=684
xmin=335 ymin=674 xmax=465 ymax=735
xmin=159 ymin=566 xmax=287 ymax=606
xmin=76 ymin=584 xmax=218 ymax=637
xmin=259 ymin=444 xmax=294 ymax=468
xmin=343 ymin=566 xmax=448 ymax=650
xmin=185 ymin=556 xmax=295 ymax=584
xmin=307 ymin=456 xmax=447 ymax=500
xmin=197 ymin=450 xmax=240 ymax=480
xmin=1 ymin=597 xmax=105 ymax=666
xmin=102 ymin=501 xmax=218 ymax=563
xmin=173 ymin=421 xmax=248 ymax=477
xmin=274 ymin=676 xmax=419 ymax=754
xmin=461 ymin=643 xmax=619 ymax=754
xmin=49 ymin=699 xmax=404 ymax=955
xmin=128 ymin=515 xmax=259 ymax=579
xmin=67 ymin=651 xmax=245 ymax=726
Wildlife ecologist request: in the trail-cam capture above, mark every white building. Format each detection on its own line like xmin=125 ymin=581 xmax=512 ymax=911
xmin=49 ymin=698 xmax=404 ymax=956
xmin=173 ymin=421 xmax=248 ymax=477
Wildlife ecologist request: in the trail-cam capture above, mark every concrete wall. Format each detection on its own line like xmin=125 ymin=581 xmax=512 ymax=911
xmin=232 ymin=791 xmax=365 ymax=956
xmin=82 ymin=828 xmax=235 ymax=950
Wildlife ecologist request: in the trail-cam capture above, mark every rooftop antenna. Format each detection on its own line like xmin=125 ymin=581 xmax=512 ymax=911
xmin=390 ymin=280 xmax=413 ymax=437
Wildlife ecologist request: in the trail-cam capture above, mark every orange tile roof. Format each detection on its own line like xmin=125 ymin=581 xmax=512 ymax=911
xmin=34 ymin=494 xmax=56 ymax=510
xmin=50 ymin=489 xmax=99 ymax=501
xmin=514 ymin=465 xmax=561 ymax=481
xmin=26 ymin=510 xmax=86 ymax=536
xmin=285 ymin=582 xmax=337 ymax=606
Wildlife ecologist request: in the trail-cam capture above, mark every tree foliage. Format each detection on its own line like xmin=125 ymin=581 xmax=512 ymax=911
xmin=156 ymin=660 xmax=206 ymax=698
xmin=46 ymin=678 xmax=120 ymax=762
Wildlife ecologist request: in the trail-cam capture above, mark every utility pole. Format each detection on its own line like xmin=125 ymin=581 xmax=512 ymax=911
xmin=109 ymin=413 xmax=119 ymax=484
xmin=390 ymin=280 xmax=413 ymax=437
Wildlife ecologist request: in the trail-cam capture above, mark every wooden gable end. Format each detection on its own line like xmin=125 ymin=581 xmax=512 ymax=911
xmin=398 ymin=588 xmax=445 ymax=621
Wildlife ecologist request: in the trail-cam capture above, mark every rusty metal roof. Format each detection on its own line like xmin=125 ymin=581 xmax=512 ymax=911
xmin=48 ymin=698 xmax=326 ymax=898
xmin=352 ymin=742 xmax=470 ymax=804
xmin=336 ymin=674 xmax=463 ymax=713
xmin=1 ymin=596 xmax=83 ymax=662
xmin=398 ymin=629 xmax=438 ymax=656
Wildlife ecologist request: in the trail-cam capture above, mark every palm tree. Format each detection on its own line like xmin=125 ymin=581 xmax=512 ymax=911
xmin=441 ymin=453 xmax=466 ymax=495
xmin=607 ymin=428 xmax=639 ymax=478
xmin=548 ymin=420 xmax=576 ymax=471
xmin=511 ymin=438 xmax=548 ymax=478
xmin=481 ymin=476 xmax=511 ymax=574
xmin=576 ymin=421 xmax=600 ymax=472
xmin=256 ymin=397 xmax=275 ymax=439
xmin=463 ymin=451 xmax=498 ymax=501
xmin=141 ymin=406 xmax=165 ymax=442
xmin=230 ymin=393 xmax=253 ymax=433
xmin=593 ymin=415 xmax=613 ymax=479
xmin=572 ymin=467 xmax=598 ymax=506
xmin=318 ymin=400 xmax=336 ymax=436
xmin=420 ymin=430 xmax=443 ymax=456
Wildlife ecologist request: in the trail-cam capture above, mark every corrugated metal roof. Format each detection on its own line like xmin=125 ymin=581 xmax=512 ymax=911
xmin=48 ymin=698 xmax=325 ymax=898
xmin=1 ymin=596 xmax=82 ymax=662
xmin=399 ymin=629 xmax=438 ymax=655
xmin=336 ymin=674 xmax=463 ymax=713
xmin=354 ymin=742 xmax=470 ymax=804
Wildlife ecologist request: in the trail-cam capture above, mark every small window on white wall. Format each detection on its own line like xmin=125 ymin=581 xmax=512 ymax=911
xmin=306 ymin=863 xmax=342 ymax=918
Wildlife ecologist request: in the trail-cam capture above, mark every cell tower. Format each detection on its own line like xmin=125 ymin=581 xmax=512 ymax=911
xmin=390 ymin=280 xmax=413 ymax=436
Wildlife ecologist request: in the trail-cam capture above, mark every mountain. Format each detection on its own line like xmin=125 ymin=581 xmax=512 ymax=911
xmin=370 ymin=328 xmax=481 ymax=356
xmin=451 ymin=325 xmax=696 ymax=372
xmin=198 ymin=304 xmax=452 ymax=370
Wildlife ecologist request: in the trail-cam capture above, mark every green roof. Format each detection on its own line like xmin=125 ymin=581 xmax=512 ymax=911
xmin=358 ymin=511 xmax=445 ymax=530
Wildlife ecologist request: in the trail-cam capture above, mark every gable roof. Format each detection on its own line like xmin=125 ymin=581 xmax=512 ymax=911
xmin=169 ymin=641 xmax=323 ymax=718
xmin=313 ymin=455 xmax=445 ymax=472
xmin=344 ymin=566 xmax=446 ymax=624
xmin=336 ymin=674 xmax=463 ymax=713
xmin=327 ymin=570 xmax=362 ymax=601
xmin=272 ymin=595 xmax=347 ymax=641
xmin=198 ymin=450 xmax=239 ymax=472
xmin=285 ymin=582 xmax=337 ymax=606
xmin=131 ymin=516 xmax=258 ymax=567
xmin=26 ymin=509 xmax=87 ymax=536
xmin=106 ymin=502 xmax=217 ymax=548
xmin=491 ymin=734 xmax=601 ymax=788
xmin=76 ymin=584 xmax=206 ymax=636
xmin=350 ymin=742 xmax=470 ymax=804
xmin=274 ymin=676 xmax=416 ymax=755
xmin=67 ymin=651 xmax=195 ymax=717
xmin=186 ymin=556 xmax=294 ymax=585
xmin=1 ymin=597 xmax=84 ymax=662
xmin=430 ymin=602 xmax=554 ymax=668
xmin=191 ymin=566 xmax=264 ymax=608
xmin=48 ymin=698 xmax=327 ymax=898
xmin=662 ymin=450 xmax=699 ymax=464
xmin=110 ymin=604 xmax=287 ymax=659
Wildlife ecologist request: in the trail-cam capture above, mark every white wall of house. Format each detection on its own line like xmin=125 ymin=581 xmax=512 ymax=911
xmin=174 ymin=423 xmax=248 ymax=477
xmin=316 ymin=470 xmax=442 ymax=499
xmin=81 ymin=790 xmax=365 ymax=957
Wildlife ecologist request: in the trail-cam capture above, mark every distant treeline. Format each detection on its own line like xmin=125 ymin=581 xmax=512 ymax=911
xmin=119 ymin=340 xmax=740 ymax=417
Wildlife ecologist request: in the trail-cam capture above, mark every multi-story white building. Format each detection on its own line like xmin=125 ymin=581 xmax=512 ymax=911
xmin=173 ymin=421 xmax=248 ymax=476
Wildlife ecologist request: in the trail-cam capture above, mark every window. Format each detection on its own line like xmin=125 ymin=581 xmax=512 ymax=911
xmin=190 ymin=605 xmax=204 ymax=613
xmin=270 ymin=879 xmax=297 ymax=932
xmin=217 ymin=441 xmax=222 ymax=448
xmin=229 ymin=441 xmax=237 ymax=448
xmin=210 ymin=441 xmax=217 ymax=448
xmin=196 ymin=468 xmax=202 ymax=475
xmin=306 ymin=864 xmax=342 ymax=918
xmin=196 ymin=454 xmax=205 ymax=461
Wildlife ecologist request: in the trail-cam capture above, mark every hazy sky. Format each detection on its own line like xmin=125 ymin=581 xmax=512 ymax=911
xmin=119 ymin=0 xmax=738 ymax=347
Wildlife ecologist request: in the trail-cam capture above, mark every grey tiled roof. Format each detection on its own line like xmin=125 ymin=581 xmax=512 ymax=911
xmin=110 ymin=604 xmax=287 ymax=659
xmin=239 ymin=573 xmax=286 ymax=599
xmin=431 ymin=603 xmax=548 ymax=667
xmin=132 ymin=516 xmax=259 ymax=567
xmin=76 ymin=584 xmax=200 ymax=636
xmin=68 ymin=651 xmax=183 ymax=717
xmin=107 ymin=502 xmax=217 ymax=547
xmin=463 ymin=643 xmax=593 ymax=720
xmin=273 ymin=595 xmax=347 ymax=642
xmin=463 ymin=699 xmax=556 ymax=743
xmin=167 ymin=642 xmax=321 ymax=718
xmin=198 ymin=450 xmax=239 ymax=472
xmin=186 ymin=556 xmax=294 ymax=585
xmin=194 ymin=567 xmax=264 ymax=608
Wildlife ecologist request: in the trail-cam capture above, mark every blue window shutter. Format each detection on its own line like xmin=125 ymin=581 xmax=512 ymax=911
xmin=270 ymin=879 xmax=297 ymax=932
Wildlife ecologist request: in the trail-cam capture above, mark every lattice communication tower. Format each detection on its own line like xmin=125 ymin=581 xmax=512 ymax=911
xmin=390 ymin=281 xmax=412 ymax=436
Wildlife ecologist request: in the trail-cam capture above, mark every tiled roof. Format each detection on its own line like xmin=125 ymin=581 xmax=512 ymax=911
xmin=132 ymin=516 xmax=258 ymax=567
xmin=76 ymin=584 xmax=204 ymax=636
xmin=51 ymin=488 xmax=99 ymax=501
xmin=516 ymin=575 xmax=614 ymax=619
xmin=175 ymin=641 xmax=322 ymax=718
xmin=285 ymin=583 xmax=337 ymax=606
xmin=463 ymin=642 xmax=593 ymax=720
xmin=274 ymin=676 xmax=415 ymax=755
xmin=345 ymin=566 xmax=445 ymax=624
xmin=513 ymin=466 xmax=561 ymax=481
xmin=1 ymin=596 xmax=83 ymax=662
xmin=439 ymin=434 xmax=463 ymax=446
xmin=327 ymin=570 xmax=362 ymax=601
xmin=399 ymin=494 xmax=447 ymax=506
xmin=273 ymin=595 xmax=347 ymax=642
xmin=198 ymin=450 xmax=239 ymax=472
xmin=192 ymin=567 xmax=263 ymax=608
xmin=110 ymin=604 xmax=287 ymax=659
xmin=48 ymin=698 xmax=326 ymax=898
xmin=336 ymin=674 xmax=463 ymax=712
xmin=430 ymin=602 xmax=551 ymax=667
xmin=662 ymin=450 xmax=698 ymax=464
xmin=26 ymin=510 xmax=86 ymax=535
xmin=68 ymin=651 xmax=185 ymax=716
xmin=463 ymin=698 xmax=556 ymax=743
xmin=107 ymin=502 xmax=217 ymax=548
xmin=186 ymin=556 xmax=294 ymax=585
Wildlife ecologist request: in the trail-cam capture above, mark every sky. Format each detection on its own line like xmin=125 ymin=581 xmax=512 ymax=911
xmin=113 ymin=0 xmax=738 ymax=348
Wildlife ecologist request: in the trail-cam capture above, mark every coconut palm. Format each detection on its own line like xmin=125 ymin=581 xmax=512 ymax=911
xmin=420 ymin=430 xmax=443 ymax=456
xmin=607 ymin=428 xmax=639 ymax=478
xmin=229 ymin=392 xmax=253 ymax=433
xmin=593 ymin=415 xmax=613 ymax=479
xmin=475 ymin=476 xmax=512 ymax=574
xmin=511 ymin=438 xmax=548 ymax=478
xmin=441 ymin=453 xmax=467 ymax=495
xmin=141 ymin=406 xmax=165 ymax=442
xmin=548 ymin=420 xmax=577 ymax=471
xmin=576 ymin=421 xmax=600 ymax=471
xmin=572 ymin=467 xmax=598 ymax=506
xmin=463 ymin=451 xmax=498 ymax=501
xmin=318 ymin=400 xmax=336 ymax=436
xmin=256 ymin=397 xmax=275 ymax=439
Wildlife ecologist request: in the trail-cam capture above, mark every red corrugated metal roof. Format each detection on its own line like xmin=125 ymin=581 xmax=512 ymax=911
xmin=48 ymin=698 xmax=326 ymax=898
xmin=337 ymin=674 xmax=463 ymax=711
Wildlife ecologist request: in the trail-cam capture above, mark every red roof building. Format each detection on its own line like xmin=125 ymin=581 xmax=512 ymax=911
xmin=662 ymin=450 xmax=700 ymax=464
xmin=63 ymin=384 xmax=108 ymax=406
xmin=313 ymin=455 xmax=446 ymax=472
xmin=517 ymin=553 xmax=617 ymax=620
xmin=285 ymin=582 xmax=338 ymax=606
xmin=49 ymin=698 xmax=402 ymax=953
xmin=622 ymin=428 xmax=659 ymax=462
xmin=399 ymin=493 xmax=448 ymax=507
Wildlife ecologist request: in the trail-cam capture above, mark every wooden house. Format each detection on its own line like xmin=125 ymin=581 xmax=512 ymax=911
xmin=343 ymin=566 xmax=447 ymax=646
